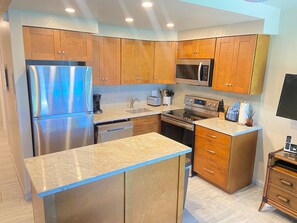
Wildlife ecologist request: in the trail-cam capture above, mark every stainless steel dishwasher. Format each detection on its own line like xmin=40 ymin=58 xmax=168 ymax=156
xmin=95 ymin=120 xmax=133 ymax=143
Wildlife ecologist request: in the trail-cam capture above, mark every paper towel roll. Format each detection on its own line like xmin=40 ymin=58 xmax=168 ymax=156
xmin=238 ymin=102 xmax=250 ymax=124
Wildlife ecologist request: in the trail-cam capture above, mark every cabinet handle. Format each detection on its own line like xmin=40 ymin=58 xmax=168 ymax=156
xmin=207 ymin=134 xmax=217 ymax=139
xmin=206 ymin=149 xmax=216 ymax=154
xmin=154 ymin=75 xmax=157 ymax=80
xmin=280 ymin=179 xmax=293 ymax=187
xmin=204 ymin=167 xmax=214 ymax=174
xmin=277 ymin=195 xmax=289 ymax=203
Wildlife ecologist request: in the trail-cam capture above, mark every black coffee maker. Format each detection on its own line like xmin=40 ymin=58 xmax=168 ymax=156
xmin=93 ymin=94 xmax=103 ymax=114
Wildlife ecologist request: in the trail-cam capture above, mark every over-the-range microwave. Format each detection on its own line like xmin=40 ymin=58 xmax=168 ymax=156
xmin=175 ymin=59 xmax=214 ymax=87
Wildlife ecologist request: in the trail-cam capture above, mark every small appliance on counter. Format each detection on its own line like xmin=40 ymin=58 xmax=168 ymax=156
xmin=93 ymin=94 xmax=103 ymax=114
xmin=147 ymin=96 xmax=161 ymax=107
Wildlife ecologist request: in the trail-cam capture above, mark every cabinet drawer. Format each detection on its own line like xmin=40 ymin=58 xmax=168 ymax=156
xmin=132 ymin=115 xmax=160 ymax=126
xmin=195 ymin=136 xmax=230 ymax=168
xmin=267 ymin=183 xmax=297 ymax=211
xmin=269 ymin=166 xmax=297 ymax=194
xmin=133 ymin=124 xmax=159 ymax=136
xmin=194 ymin=158 xmax=228 ymax=189
xmin=196 ymin=126 xmax=231 ymax=146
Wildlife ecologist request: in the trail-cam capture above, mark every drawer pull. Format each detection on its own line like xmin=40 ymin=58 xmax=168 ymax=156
xmin=204 ymin=167 xmax=214 ymax=174
xmin=277 ymin=195 xmax=289 ymax=203
xmin=280 ymin=179 xmax=293 ymax=187
xmin=206 ymin=149 xmax=216 ymax=154
xmin=207 ymin=134 xmax=217 ymax=139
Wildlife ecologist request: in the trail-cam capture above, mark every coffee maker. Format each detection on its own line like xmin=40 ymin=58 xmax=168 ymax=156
xmin=93 ymin=94 xmax=103 ymax=114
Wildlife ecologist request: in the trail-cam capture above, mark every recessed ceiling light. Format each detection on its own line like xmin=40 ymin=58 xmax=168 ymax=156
xmin=142 ymin=2 xmax=153 ymax=8
xmin=167 ymin=23 xmax=174 ymax=28
xmin=65 ymin=8 xmax=75 ymax=13
xmin=125 ymin=17 xmax=134 ymax=23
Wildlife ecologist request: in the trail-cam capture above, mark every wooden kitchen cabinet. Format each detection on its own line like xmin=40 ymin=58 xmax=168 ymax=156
xmin=259 ymin=149 xmax=297 ymax=219
xmin=212 ymin=34 xmax=270 ymax=94
xmin=154 ymin=41 xmax=177 ymax=84
xmin=131 ymin=115 xmax=160 ymax=136
xmin=194 ymin=126 xmax=258 ymax=193
xmin=88 ymin=36 xmax=121 ymax=86
xmin=23 ymin=26 xmax=92 ymax=61
xmin=121 ymin=39 xmax=154 ymax=84
xmin=177 ymin=38 xmax=216 ymax=59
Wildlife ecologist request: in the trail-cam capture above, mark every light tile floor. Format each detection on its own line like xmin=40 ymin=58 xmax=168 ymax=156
xmin=0 ymin=126 xmax=296 ymax=222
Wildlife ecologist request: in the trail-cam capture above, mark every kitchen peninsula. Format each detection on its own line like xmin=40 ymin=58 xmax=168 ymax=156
xmin=25 ymin=133 xmax=191 ymax=223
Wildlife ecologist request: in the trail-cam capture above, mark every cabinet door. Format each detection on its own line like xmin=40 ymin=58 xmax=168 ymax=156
xmin=100 ymin=37 xmax=121 ymax=85
xmin=154 ymin=42 xmax=176 ymax=84
xmin=231 ymin=35 xmax=257 ymax=94
xmin=212 ymin=37 xmax=235 ymax=92
xmin=137 ymin=41 xmax=154 ymax=84
xmin=87 ymin=37 xmax=100 ymax=86
xmin=177 ymin=40 xmax=195 ymax=58
xmin=23 ymin=27 xmax=61 ymax=60
xmin=121 ymin=39 xmax=137 ymax=84
xmin=195 ymin=38 xmax=216 ymax=58
xmin=60 ymin=30 xmax=92 ymax=61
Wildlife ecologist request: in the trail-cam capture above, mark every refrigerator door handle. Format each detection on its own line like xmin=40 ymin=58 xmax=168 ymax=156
xmin=33 ymin=120 xmax=42 ymax=156
xmin=32 ymin=66 xmax=41 ymax=117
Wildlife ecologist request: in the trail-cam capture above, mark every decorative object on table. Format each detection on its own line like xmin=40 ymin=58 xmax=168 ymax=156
xmin=245 ymin=108 xmax=255 ymax=127
xmin=225 ymin=102 xmax=240 ymax=122
xmin=238 ymin=101 xmax=250 ymax=124
xmin=218 ymin=99 xmax=225 ymax=120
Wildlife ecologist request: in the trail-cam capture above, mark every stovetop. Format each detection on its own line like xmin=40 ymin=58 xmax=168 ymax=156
xmin=162 ymin=109 xmax=208 ymax=124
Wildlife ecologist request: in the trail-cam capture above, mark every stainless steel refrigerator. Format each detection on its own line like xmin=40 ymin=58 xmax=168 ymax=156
xmin=27 ymin=65 xmax=94 ymax=156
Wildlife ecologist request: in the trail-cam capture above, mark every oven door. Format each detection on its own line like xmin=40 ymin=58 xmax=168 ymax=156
xmin=175 ymin=59 xmax=214 ymax=86
xmin=161 ymin=115 xmax=195 ymax=176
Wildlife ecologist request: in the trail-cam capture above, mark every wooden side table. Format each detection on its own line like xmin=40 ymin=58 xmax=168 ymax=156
xmin=259 ymin=149 xmax=297 ymax=218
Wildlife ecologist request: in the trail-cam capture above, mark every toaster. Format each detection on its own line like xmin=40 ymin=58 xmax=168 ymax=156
xmin=147 ymin=96 xmax=161 ymax=106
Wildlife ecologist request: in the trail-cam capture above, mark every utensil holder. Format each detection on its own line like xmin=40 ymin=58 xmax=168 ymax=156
xmin=163 ymin=96 xmax=172 ymax=106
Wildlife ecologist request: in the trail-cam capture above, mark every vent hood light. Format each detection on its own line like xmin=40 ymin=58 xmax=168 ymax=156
xmin=65 ymin=8 xmax=75 ymax=13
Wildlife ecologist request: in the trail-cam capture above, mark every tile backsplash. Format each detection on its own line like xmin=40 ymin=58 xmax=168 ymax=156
xmin=93 ymin=84 xmax=167 ymax=106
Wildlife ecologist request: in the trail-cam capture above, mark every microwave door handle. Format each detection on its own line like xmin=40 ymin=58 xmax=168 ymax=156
xmin=198 ymin=62 xmax=203 ymax=82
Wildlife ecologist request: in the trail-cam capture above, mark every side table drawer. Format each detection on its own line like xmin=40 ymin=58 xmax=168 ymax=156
xmin=267 ymin=183 xmax=297 ymax=211
xmin=196 ymin=126 xmax=231 ymax=146
xmin=269 ymin=166 xmax=297 ymax=193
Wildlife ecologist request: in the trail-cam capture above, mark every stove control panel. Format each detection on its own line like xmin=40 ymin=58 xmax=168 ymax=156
xmin=184 ymin=95 xmax=220 ymax=112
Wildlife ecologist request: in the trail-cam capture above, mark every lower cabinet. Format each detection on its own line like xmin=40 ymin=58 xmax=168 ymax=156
xmin=130 ymin=115 xmax=160 ymax=136
xmin=194 ymin=126 xmax=258 ymax=193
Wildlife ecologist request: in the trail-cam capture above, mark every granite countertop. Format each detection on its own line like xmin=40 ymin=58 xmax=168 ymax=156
xmin=25 ymin=133 xmax=191 ymax=198
xmin=93 ymin=104 xmax=182 ymax=124
xmin=195 ymin=118 xmax=261 ymax=136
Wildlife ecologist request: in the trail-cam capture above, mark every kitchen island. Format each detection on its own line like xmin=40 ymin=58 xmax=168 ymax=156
xmin=25 ymin=133 xmax=191 ymax=223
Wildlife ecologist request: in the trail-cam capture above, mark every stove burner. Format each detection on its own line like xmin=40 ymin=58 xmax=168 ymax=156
xmin=163 ymin=109 xmax=208 ymax=123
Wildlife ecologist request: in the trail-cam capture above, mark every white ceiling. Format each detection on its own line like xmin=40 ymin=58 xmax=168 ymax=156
xmin=9 ymin=0 xmax=297 ymax=31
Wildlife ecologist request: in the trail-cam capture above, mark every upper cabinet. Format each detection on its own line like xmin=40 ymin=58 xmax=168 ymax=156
xmin=89 ymin=36 xmax=121 ymax=86
xmin=23 ymin=26 xmax=92 ymax=61
xmin=177 ymin=38 xmax=216 ymax=59
xmin=154 ymin=42 xmax=177 ymax=84
xmin=212 ymin=35 xmax=270 ymax=94
xmin=121 ymin=39 xmax=154 ymax=84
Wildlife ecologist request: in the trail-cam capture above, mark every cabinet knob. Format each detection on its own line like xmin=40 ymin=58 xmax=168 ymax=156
xmin=229 ymin=83 xmax=232 ymax=86
xmin=62 ymin=51 xmax=65 ymax=54
xmin=154 ymin=76 xmax=157 ymax=80
xmin=58 ymin=51 xmax=61 ymax=54
xmin=225 ymin=83 xmax=228 ymax=86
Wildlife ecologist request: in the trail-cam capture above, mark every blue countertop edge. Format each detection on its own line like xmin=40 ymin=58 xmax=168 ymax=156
xmin=36 ymin=147 xmax=192 ymax=198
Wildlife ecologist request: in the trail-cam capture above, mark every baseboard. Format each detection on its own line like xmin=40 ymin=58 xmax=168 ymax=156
xmin=252 ymin=178 xmax=264 ymax=188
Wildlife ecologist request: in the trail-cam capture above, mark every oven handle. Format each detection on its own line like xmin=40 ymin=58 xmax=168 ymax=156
xmin=161 ymin=115 xmax=194 ymax=131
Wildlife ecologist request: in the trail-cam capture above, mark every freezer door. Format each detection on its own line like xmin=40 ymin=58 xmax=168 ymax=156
xmin=32 ymin=114 xmax=94 ymax=156
xmin=28 ymin=66 xmax=92 ymax=117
